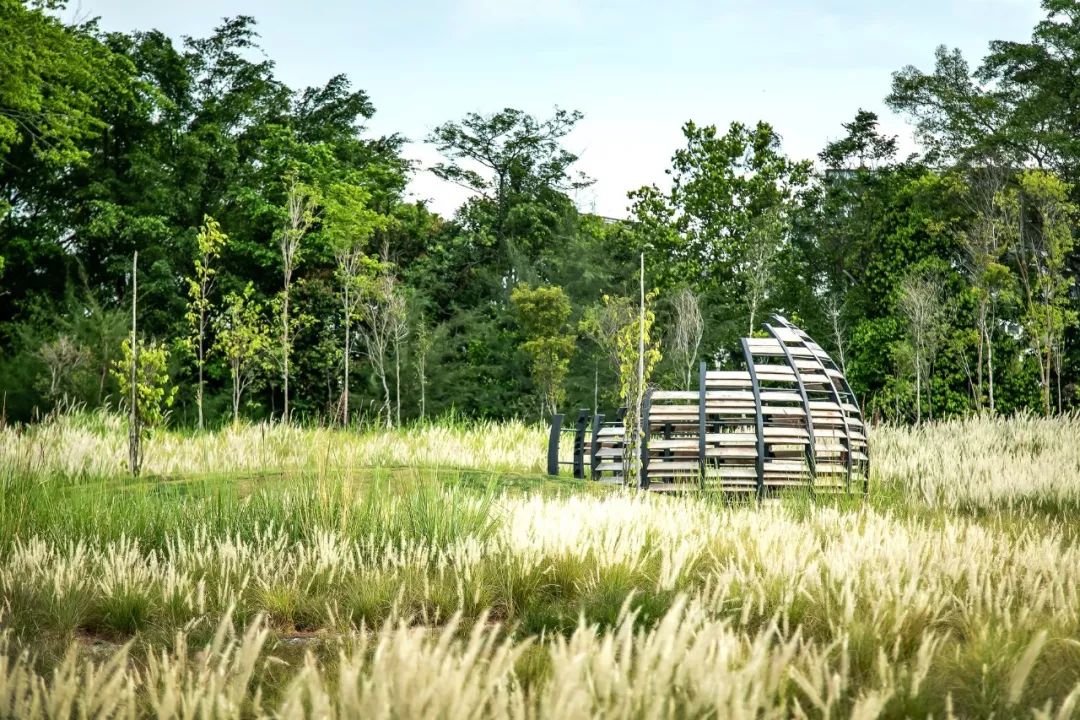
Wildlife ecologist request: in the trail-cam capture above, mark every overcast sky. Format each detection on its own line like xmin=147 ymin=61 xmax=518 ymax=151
xmin=73 ymin=0 xmax=1042 ymax=218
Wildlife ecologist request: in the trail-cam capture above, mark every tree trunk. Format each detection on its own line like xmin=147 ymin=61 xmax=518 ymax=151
xmin=197 ymin=309 xmax=205 ymax=431
xmin=634 ymin=252 xmax=645 ymax=485
xmin=1057 ymin=353 xmax=1063 ymax=414
xmin=394 ymin=342 xmax=401 ymax=427
xmin=988 ymin=305 xmax=997 ymax=414
xmin=914 ymin=348 xmax=922 ymax=425
xmin=232 ymin=362 xmax=240 ymax=425
xmin=129 ymin=252 xmax=140 ymax=478
xmin=343 ymin=285 xmax=350 ymax=428
xmin=282 ymin=289 xmax=290 ymax=424
xmin=419 ymin=362 xmax=426 ymax=420
xmin=381 ymin=369 xmax=391 ymax=428
xmin=1042 ymin=340 xmax=1051 ymax=417
xmin=594 ymin=363 xmax=598 ymax=413
xmin=975 ymin=304 xmax=986 ymax=411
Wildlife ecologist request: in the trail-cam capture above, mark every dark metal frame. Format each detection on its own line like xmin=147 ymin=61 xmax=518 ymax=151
xmin=771 ymin=315 xmax=854 ymax=490
xmin=833 ymin=372 xmax=870 ymax=493
xmin=698 ymin=360 xmax=707 ymax=489
xmin=546 ymin=413 xmax=564 ymax=476
xmin=572 ymin=410 xmax=589 ymax=478
xmin=590 ymin=413 xmax=604 ymax=478
xmin=764 ymin=323 xmax=817 ymax=480
xmin=638 ymin=389 xmax=652 ymax=489
xmin=550 ymin=319 xmax=867 ymax=494
xmin=740 ymin=338 xmax=766 ymax=499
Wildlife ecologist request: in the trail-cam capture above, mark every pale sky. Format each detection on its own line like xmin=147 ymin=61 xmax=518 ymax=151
xmin=73 ymin=0 xmax=1043 ymax=218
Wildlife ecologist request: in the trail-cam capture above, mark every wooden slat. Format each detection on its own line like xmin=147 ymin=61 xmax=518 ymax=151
xmin=766 ymin=437 xmax=810 ymax=446
xmin=765 ymin=459 xmax=808 ymax=471
xmin=705 ymin=466 xmax=759 ymax=478
xmin=769 ymin=327 xmax=801 ymax=343
xmin=707 ymin=447 xmax=757 ymax=458
xmin=650 ymin=404 xmax=699 ymax=414
xmin=649 ymin=481 xmax=706 ymax=492
xmin=704 ymin=390 xmax=755 ymax=401
xmin=651 ymin=390 xmax=699 ymax=401
xmin=705 ymin=371 xmax=751 ymax=381
xmin=763 ymin=426 xmax=809 ymax=438
xmin=705 ymin=432 xmax=758 ymax=443
xmin=755 ymin=364 xmax=794 ymax=375
xmin=759 ymin=390 xmax=803 ymax=403
xmin=762 ymin=406 xmax=805 ymax=416
xmin=649 ymin=438 xmax=699 ymax=450
xmin=648 ymin=461 xmax=701 ymax=471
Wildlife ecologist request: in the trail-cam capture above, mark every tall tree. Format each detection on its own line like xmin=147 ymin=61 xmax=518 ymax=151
xmin=0 ymin=0 xmax=131 ymax=166
xmin=887 ymin=46 xmax=1015 ymax=165
xmin=324 ymin=182 xmax=384 ymax=426
xmin=413 ymin=314 xmax=432 ymax=420
xmin=630 ymin=120 xmax=810 ymax=342
xmin=668 ymin=287 xmax=704 ymax=390
xmin=214 ymin=283 xmax=271 ymax=424
xmin=358 ymin=271 xmax=407 ymax=427
xmin=1001 ymin=170 xmax=1078 ymax=415
xmin=980 ymin=1 xmax=1080 ymax=177
xmin=428 ymin=107 xmax=591 ymax=284
xmin=185 ymin=216 xmax=227 ymax=429
xmin=278 ymin=178 xmax=318 ymax=423
xmin=743 ymin=207 xmax=786 ymax=334
xmin=959 ymin=165 xmax=1012 ymax=413
xmin=510 ymin=284 xmax=576 ymax=418
xmin=898 ymin=270 xmax=947 ymax=424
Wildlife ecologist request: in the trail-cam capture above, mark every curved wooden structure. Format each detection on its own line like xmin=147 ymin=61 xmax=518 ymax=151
xmin=556 ymin=315 xmax=869 ymax=494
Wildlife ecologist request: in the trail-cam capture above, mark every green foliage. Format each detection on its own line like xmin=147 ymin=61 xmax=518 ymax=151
xmin=511 ymin=284 xmax=575 ymax=418
xmin=184 ymin=215 xmax=227 ymax=427
xmin=0 ymin=0 xmax=132 ymax=165
xmin=610 ymin=292 xmax=661 ymax=408
xmin=6 ymin=3 xmax=1080 ymax=424
xmin=428 ymin=107 xmax=590 ymax=284
xmin=213 ymin=283 xmax=271 ymax=423
xmin=631 ymin=120 xmax=810 ymax=302
xmin=111 ymin=337 xmax=176 ymax=430
xmin=1000 ymin=170 xmax=1078 ymax=414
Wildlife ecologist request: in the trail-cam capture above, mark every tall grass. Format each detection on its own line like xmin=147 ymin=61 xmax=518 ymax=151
xmin=0 ymin=410 xmax=551 ymax=482
xmin=7 ymin=409 xmax=1080 ymax=513
xmin=0 ymin=467 xmax=504 ymax=553
xmin=873 ymin=412 xmax=1080 ymax=511
xmin=3 ymin=488 xmax=1080 ymax=715
xmin=10 ymin=598 xmax=1075 ymax=719
xmin=3 ymin=411 xmax=1080 ymax=716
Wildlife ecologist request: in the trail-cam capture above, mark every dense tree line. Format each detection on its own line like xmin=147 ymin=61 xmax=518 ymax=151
xmin=3 ymin=0 xmax=1080 ymax=427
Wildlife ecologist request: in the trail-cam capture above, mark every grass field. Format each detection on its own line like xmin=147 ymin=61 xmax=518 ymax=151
xmin=2 ymin=413 xmax=1080 ymax=718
